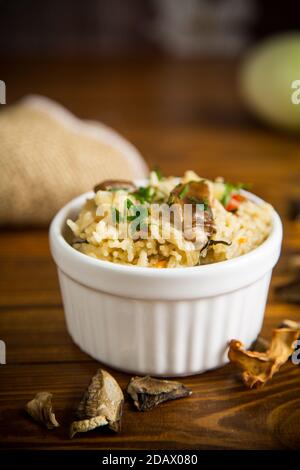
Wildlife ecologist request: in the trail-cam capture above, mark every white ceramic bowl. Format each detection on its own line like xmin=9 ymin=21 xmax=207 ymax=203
xmin=49 ymin=189 xmax=282 ymax=377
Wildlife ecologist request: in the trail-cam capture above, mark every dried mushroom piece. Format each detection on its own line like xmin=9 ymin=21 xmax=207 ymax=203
xmin=228 ymin=327 xmax=300 ymax=389
xmin=250 ymin=320 xmax=300 ymax=353
xmin=278 ymin=319 xmax=300 ymax=330
xmin=167 ymin=181 xmax=216 ymax=250
xmin=229 ymin=340 xmax=275 ymax=389
xmin=168 ymin=180 xmax=213 ymax=207
xmin=127 ymin=376 xmax=192 ymax=411
xmin=250 ymin=336 xmax=270 ymax=353
xmin=25 ymin=392 xmax=59 ymax=429
xmin=70 ymin=369 xmax=124 ymax=438
xmin=94 ymin=179 xmax=136 ymax=193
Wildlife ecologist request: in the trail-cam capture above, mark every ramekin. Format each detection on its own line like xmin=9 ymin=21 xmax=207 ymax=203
xmin=49 ymin=189 xmax=282 ymax=377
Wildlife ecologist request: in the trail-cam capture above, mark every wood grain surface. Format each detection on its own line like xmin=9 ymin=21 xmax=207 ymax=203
xmin=0 ymin=58 xmax=300 ymax=450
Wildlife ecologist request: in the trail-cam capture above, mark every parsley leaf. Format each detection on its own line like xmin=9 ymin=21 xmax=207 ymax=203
xmin=178 ymin=183 xmax=190 ymax=199
xmin=126 ymin=198 xmax=134 ymax=209
xmin=152 ymin=166 xmax=163 ymax=181
xmin=131 ymin=186 xmax=155 ymax=204
xmin=126 ymin=199 xmax=142 ymax=222
xmin=112 ymin=208 xmax=122 ymax=223
xmin=220 ymin=182 xmax=249 ymax=207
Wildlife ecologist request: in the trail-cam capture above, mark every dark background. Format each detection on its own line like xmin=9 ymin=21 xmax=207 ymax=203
xmin=1 ymin=0 xmax=300 ymax=134
xmin=0 ymin=0 xmax=299 ymax=59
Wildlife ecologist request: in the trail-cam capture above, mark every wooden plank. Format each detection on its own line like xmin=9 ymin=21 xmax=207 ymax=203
xmin=0 ymin=361 xmax=300 ymax=450
xmin=0 ymin=258 xmax=61 ymax=307
xmin=0 ymin=58 xmax=299 ymax=451
xmin=0 ymin=307 xmax=90 ymax=364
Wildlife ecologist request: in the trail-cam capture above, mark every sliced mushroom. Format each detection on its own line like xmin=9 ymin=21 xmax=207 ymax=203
xmin=169 ymin=180 xmax=212 ymax=205
xmin=127 ymin=376 xmax=192 ymax=411
xmin=25 ymin=392 xmax=59 ymax=429
xmin=70 ymin=369 xmax=124 ymax=438
xmin=168 ymin=180 xmax=215 ymax=245
xmin=94 ymin=180 xmax=136 ymax=193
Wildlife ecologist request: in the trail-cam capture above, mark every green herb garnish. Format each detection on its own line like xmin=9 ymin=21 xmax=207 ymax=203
xmin=220 ymin=182 xmax=250 ymax=207
xmin=131 ymin=186 xmax=155 ymax=204
xmin=126 ymin=198 xmax=137 ymax=221
xmin=127 ymin=198 xmax=137 ymax=221
xmin=112 ymin=208 xmax=122 ymax=223
xmin=126 ymin=199 xmax=143 ymax=222
xmin=128 ymin=205 xmax=148 ymax=235
xmin=127 ymin=215 xmax=137 ymax=222
xmin=126 ymin=198 xmax=134 ymax=209
xmin=178 ymin=183 xmax=190 ymax=199
xmin=152 ymin=166 xmax=163 ymax=181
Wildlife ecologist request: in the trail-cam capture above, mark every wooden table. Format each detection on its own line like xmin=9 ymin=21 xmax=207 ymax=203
xmin=1 ymin=58 xmax=300 ymax=450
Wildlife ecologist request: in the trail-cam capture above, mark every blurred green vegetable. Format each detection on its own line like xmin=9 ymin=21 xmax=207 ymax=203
xmin=240 ymin=33 xmax=300 ymax=131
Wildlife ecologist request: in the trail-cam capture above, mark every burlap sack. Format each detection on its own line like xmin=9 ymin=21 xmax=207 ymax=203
xmin=0 ymin=95 xmax=148 ymax=225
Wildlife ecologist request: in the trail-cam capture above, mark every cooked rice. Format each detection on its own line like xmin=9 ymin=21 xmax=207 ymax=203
xmin=67 ymin=171 xmax=273 ymax=268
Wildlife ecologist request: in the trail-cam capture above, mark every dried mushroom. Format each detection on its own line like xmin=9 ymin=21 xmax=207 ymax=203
xmin=127 ymin=376 xmax=192 ymax=411
xmin=228 ymin=326 xmax=300 ymax=388
xmin=70 ymin=369 xmax=123 ymax=438
xmin=250 ymin=335 xmax=270 ymax=353
xmin=94 ymin=179 xmax=136 ymax=193
xmin=278 ymin=319 xmax=300 ymax=330
xmin=25 ymin=392 xmax=59 ymax=429
xmin=167 ymin=181 xmax=216 ymax=248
